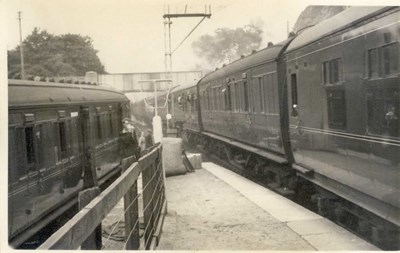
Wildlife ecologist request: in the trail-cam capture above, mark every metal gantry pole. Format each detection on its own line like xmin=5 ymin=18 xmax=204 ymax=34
xmin=162 ymin=5 xmax=211 ymax=132
xmin=18 ymin=11 xmax=26 ymax=80
xmin=168 ymin=17 xmax=172 ymax=79
xmin=162 ymin=5 xmax=211 ymax=76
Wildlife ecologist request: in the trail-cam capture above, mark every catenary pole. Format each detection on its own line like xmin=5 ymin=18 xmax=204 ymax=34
xmin=18 ymin=11 xmax=26 ymax=80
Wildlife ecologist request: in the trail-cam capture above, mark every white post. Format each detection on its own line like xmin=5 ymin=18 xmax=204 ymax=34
xmin=152 ymin=81 xmax=163 ymax=143
xmin=152 ymin=115 xmax=163 ymax=144
xmin=154 ymin=81 xmax=158 ymax=116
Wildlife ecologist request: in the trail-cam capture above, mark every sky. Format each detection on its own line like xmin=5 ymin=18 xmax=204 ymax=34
xmin=6 ymin=0 xmax=396 ymax=74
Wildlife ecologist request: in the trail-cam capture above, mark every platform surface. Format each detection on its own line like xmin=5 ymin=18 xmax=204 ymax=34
xmin=157 ymin=162 xmax=380 ymax=251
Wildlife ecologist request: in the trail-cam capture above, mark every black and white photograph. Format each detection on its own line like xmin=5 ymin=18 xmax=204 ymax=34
xmin=1 ymin=0 xmax=399 ymax=251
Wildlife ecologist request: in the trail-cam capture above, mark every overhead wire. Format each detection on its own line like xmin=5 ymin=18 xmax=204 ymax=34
xmin=172 ymin=16 xmax=207 ymax=55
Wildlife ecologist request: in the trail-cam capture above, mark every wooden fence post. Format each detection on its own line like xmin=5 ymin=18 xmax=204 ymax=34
xmin=124 ymin=182 xmax=140 ymax=249
xmin=79 ymin=187 xmax=101 ymax=250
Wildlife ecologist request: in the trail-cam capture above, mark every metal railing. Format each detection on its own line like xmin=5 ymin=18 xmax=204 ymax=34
xmin=38 ymin=143 xmax=166 ymax=250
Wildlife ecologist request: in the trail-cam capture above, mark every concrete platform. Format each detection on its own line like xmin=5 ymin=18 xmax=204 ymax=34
xmin=157 ymin=162 xmax=379 ymax=251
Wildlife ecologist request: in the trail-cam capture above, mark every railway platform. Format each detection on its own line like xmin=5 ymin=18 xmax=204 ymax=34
xmin=156 ymin=162 xmax=379 ymax=251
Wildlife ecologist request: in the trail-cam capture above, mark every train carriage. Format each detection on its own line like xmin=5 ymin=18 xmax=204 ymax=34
xmin=169 ymin=85 xmax=200 ymax=134
xmin=284 ymin=6 xmax=400 ymax=243
xmin=8 ymin=79 xmax=131 ymax=247
xmin=197 ymin=39 xmax=293 ymax=164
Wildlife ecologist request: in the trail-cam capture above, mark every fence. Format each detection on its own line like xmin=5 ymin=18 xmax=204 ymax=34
xmin=38 ymin=143 xmax=166 ymax=250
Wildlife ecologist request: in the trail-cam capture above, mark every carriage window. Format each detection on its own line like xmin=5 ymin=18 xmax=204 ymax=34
xmin=205 ymin=91 xmax=212 ymax=110
xmin=213 ymin=89 xmax=217 ymax=111
xmin=250 ymin=80 xmax=256 ymax=112
xmin=59 ymin=121 xmax=68 ymax=158
xmin=243 ymin=81 xmax=249 ymax=112
xmin=102 ymin=114 xmax=110 ymax=139
xmin=382 ymin=43 xmax=398 ymax=76
xmin=211 ymin=89 xmax=215 ymax=111
xmin=209 ymin=89 xmax=213 ymax=111
xmin=272 ymin=73 xmax=279 ymax=114
xmin=96 ymin=115 xmax=102 ymax=144
xmin=330 ymin=59 xmax=341 ymax=83
xmin=212 ymin=89 xmax=216 ymax=111
xmin=224 ymin=85 xmax=232 ymax=111
xmin=367 ymin=43 xmax=399 ymax=78
xmin=367 ymin=87 xmax=399 ymax=137
xmin=109 ymin=113 xmax=114 ymax=137
xmin=205 ymin=89 xmax=210 ymax=111
xmin=218 ymin=87 xmax=222 ymax=111
xmin=36 ymin=124 xmax=47 ymax=168
xmin=368 ymin=48 xmax=379 ymax=78
xmin=322 ymin=58 xmax=342 ymax=84
xmin=235 ymin=82 xmax=240 ymax=112
xmin=71 ymin=118 xmax=80 ymax=154
xmin=327 ymin=89 xmax=346 ymax=129
xmin=25 ymin=126 xmax=36 ymax=166
xmin=323 ymin=61 xmax=330 ymax=84
xmin=14 ymin=128 xmax=26 ymax=178
xmin=215 ymin=88 xmax=219 ymax=111
xmin=263 ymin=75 xmax=271 ymax=113
xmin=258 ymin=77 xmax=264 ymax=113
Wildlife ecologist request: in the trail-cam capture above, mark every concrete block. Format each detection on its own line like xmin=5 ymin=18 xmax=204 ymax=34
xmin=186 ymin=153 xmax=202 ymax=170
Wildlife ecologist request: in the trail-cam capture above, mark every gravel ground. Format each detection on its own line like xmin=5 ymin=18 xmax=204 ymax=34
xmin=157 ymin=168 xmax=315 ymax=250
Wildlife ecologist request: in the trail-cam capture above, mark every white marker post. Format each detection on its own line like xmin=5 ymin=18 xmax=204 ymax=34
xmin=152 ymin=115 xmax=163 ymax=144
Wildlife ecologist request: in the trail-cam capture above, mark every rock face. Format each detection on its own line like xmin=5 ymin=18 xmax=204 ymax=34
xmin=293 ymin=6 xmax=348 ymax=33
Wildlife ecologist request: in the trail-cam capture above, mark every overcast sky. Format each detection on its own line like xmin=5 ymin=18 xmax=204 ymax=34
xmin=5 ymin=0 xmax=395 ymax=74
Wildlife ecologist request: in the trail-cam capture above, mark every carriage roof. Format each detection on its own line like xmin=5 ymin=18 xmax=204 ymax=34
xmin=9 ymin=79 xmax=129 ymax=107
xmin=286 ymin=6 xmax=396 ymax=53
xmin=199 ymin=39 xmax=292 ymax=85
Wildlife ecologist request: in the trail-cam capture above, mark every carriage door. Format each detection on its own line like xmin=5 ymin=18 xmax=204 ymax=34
xmin=80 ymin=106 xmax=98 ymax=188
xmin=287 ymin=73 xmax=304 ymax=164
xmin=23 ymin=115 xmax=41 ymax=223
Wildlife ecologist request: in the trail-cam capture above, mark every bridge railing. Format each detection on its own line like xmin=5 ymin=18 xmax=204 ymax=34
xmin=38 ymin=143 xmax=166 ymax=250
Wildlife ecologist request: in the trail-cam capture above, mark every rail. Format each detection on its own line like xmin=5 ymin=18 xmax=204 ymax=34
xmin=38 ymin=143 xmax=166 ymax=250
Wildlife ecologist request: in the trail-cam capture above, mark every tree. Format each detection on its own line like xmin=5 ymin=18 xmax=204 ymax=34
xmin=7 ymin=27 xmax=106 ymax=78
xmin=192 ymin=21 xmax=263 ymax=70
